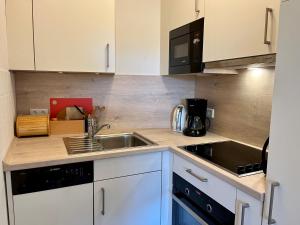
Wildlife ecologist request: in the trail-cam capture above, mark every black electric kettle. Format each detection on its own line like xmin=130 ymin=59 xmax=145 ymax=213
xmin=261 ymin=137 xmax=269 ymax=174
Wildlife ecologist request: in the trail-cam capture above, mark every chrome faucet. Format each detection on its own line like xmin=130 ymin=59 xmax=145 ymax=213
xmin=87 ymin=115 xmax=111 ymax=139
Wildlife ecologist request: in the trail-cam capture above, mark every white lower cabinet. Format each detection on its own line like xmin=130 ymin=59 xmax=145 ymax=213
xmin=235 ymin=190 xmax=263 ymax=225
xmin=94 ymin=171 xmax=162 ymax=225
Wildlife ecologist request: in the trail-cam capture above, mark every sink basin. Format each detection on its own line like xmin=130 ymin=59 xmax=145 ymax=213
xmin=63 ymin=133 xmax=155 ymax=154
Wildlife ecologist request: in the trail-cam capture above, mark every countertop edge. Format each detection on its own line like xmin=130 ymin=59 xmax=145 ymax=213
xmin=2 ymin=130 xmax=265 ymax=201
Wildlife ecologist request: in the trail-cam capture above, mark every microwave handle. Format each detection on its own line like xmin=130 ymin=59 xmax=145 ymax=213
xmin=172 ymin=194 xmax=209 ymax=225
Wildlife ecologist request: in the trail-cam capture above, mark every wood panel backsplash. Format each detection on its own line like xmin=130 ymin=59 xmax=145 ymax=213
xmin=196 ymin=68 xmax=274 ymax=147
xmin=15 ymin=72 xmax=195 ymax=130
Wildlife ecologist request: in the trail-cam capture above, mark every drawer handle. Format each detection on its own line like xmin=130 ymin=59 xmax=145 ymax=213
xmin=185 ymin=169 xmax=208 ymax=182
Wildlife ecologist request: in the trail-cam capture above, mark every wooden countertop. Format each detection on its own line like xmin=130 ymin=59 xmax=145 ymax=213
xmin=2 ymin=128 xmax=266 ymax=201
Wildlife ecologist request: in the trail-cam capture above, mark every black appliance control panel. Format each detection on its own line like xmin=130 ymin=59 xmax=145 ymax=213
xmin=11 ymin=161 xmax=93 ymax=195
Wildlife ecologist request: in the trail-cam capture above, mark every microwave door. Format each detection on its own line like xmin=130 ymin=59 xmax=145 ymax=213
xmin=170 ymin=34 xmax=191 ymax=67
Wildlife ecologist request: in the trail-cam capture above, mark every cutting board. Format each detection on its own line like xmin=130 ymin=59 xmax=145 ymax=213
xmin=50 ymin=98 xmax=93 ymax=119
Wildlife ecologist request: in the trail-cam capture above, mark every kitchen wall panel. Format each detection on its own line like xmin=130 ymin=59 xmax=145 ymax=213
xmin=196 ymin=68 xmax=274 ymax=147
xmin=0 ymin=0 xmax=16 ymax=224
xmin=15 ymin=72 xmax=195 ymax=130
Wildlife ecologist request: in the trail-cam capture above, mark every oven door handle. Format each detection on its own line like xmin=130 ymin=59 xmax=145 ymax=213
xmin=172 ymin=194 xmax=209 ymax=225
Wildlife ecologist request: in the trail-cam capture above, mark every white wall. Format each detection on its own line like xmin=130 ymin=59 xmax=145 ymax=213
xmin=0 ymin=0 xmax=16 ymax=224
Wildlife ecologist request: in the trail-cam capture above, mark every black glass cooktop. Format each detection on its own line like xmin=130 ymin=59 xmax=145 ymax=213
xmin=180 ymin=141 xmax=263 ymax=177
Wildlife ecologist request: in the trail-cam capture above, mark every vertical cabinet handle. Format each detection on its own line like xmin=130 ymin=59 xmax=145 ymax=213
xmin=195 ymin=0 xmax=200 ymax=13
xmin=241 ymin=203 xmax=250 ymax=225
xmin=185 ymin=169 xmax=208 ymax=182
xmin=235 ymin=201 xmax=250 ymax=225
xmin=101 ymin=188 xmax=105 ymax=215
xmin=268 ymin=182 xmax=280 ymax=224
xmin=106 ymin=43 xmax=110 ymax=68
xmin=264 ymin=8 xmax=273 ymax=45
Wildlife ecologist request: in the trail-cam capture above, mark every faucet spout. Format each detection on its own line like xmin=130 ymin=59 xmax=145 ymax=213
xmin=94 ymin=124 xmax=111 ymax=136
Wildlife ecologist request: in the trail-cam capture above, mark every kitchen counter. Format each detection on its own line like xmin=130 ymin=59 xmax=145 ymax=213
xmin=3 ymin=128 xmax=266 ymax=200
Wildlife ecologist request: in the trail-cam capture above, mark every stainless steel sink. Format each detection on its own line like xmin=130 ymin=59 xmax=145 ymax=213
xmin=63 ymin=133 xmax=155 ymax=154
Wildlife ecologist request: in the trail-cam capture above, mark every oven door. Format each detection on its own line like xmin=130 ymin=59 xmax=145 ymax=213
xmin=172 ymin=194 xmax=218 ymax=225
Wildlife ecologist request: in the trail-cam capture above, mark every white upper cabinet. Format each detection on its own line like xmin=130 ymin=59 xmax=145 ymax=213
xmin=166 ymin=0 xmax=205 ymax=31
xmin=6 ymin=0 xmax=35 ymax=70
xmin=203 ymin=0 xmax=281 ymax=62
xmin=33 ymin=0 xmax=115 ymax=73
xmin=116 ymin=0 xmax=161 ymax=75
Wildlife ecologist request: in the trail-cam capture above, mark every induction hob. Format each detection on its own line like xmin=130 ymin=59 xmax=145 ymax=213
xmin=179 ymin=141 xmax=263 ymax=177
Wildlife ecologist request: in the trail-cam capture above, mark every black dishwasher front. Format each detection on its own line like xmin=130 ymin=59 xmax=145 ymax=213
xmin=10 ymin=161 xmax=94 ymax=225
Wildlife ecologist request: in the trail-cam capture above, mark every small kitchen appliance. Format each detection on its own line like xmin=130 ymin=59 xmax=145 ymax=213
xmin=183 ymin=98 xmax=208 ymax=137
xmin=171 ymin=105 xmax=187 ymax=133
xmin=169 ymin=18 xmax=205 ymax=74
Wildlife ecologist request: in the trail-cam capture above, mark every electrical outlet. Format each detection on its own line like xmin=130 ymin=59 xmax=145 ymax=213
xmin=207 ymin=108 xmax=215 ymax=119
xmin=30 ymin=109 xmax=49 ymax=115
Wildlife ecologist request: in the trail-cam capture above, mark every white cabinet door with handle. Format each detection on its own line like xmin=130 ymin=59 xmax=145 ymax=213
xmin=203 ymin=0 xmax=281 ymax=62
xmin=94 ymin=171 xmax=161 ymax=225
xmin=235 ymin=190 xmax=263 ymax=225
xmin=262 ymin=1 xmax=300 ymax=224
xmin=33 ymin=0 xmax=115 ymax=73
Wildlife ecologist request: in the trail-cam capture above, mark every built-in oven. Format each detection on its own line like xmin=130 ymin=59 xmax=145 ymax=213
xmin=172 ymin=173 xmax=235 ymax=225
xmin=169 ymin=18 xmax=204 ymax=75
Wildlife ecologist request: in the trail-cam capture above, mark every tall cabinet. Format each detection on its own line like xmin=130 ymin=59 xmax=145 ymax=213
xmin=262 ymin=0 xmax=299 ymax=224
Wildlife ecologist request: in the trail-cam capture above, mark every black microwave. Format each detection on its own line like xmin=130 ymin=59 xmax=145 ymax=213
xmin=169 ymin=18 xmax=204 ymax=74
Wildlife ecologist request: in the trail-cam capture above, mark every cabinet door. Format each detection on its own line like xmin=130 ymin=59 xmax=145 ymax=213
xmin=6 ymin=0 xmax=35 ymax=70
xmin=167 ymin=0 xmax=205 ymax=31
xmin=33 ymin=0 xmax=115 ymax=73
xmin=235 ymin=190 xmax=263 ymax=225
xmin=262 ymin=1 xmax=300 ymax=224
xmin=94 ymin=171 xmax=161 ymax=225
xmin=116 ymin=0 xmax=160 ymax=75
xmin=203 ymin=0 xmax=280 ymax=62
